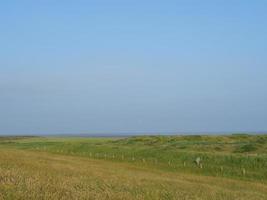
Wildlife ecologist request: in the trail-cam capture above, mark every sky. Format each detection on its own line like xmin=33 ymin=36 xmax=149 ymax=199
xmin=1 ymin=0 xmax=267 ymax=135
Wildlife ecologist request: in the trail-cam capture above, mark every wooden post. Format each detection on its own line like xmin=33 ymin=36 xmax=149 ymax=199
xmin=242 ymin=168 xmax=246 ymax=175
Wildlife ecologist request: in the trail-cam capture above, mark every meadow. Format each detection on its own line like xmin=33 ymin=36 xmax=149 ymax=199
xmin=0 ymin=134 xmax=267 ymax=199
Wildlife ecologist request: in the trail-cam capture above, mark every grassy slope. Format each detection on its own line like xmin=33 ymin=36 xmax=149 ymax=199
xmin=0 ymin=135 xmax=267 ymax=199
xmin=3 ymin=134 xmax=267 ymax=181
xmin=1 ymin=149 xmax=267 ymax=200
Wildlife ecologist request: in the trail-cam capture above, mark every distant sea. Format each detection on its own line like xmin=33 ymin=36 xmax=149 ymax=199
xmin=1 ymin=131 xmax=267 ymax=137
xmin=39 ymin=131 xmax=267 ymax=138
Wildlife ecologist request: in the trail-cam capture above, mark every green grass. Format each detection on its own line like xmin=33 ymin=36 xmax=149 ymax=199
xmin=1 ymin=149 xmax=267 ymax=200
xmin=1 ymin=134 xmax=267 ymax=199
xmin=1 ymin=134 xmax=267 ymax=182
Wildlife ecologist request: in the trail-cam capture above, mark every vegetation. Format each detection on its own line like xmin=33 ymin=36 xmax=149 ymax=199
xmin=0 ymin=134 xmax=267 ymax=199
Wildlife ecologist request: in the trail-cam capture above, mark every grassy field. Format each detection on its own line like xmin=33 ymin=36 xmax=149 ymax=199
xmin=0 ymin=134 xmax=267 ymax=199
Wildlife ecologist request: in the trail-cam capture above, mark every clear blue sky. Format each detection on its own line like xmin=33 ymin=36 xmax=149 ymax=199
xmin=1 ymin=0 xmax=267 ymax=135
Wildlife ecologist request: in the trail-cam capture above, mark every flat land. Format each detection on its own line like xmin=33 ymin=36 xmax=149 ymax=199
xmin=0 ymin=134 xmax=267 ymax=199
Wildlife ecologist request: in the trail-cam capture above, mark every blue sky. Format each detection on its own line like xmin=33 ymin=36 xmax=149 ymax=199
xmin=1 ymin=0 xmax=267 ymax=134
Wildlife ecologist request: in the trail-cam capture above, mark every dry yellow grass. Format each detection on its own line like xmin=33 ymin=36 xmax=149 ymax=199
xmin=0 ymin=148 xmax=267 ymax=200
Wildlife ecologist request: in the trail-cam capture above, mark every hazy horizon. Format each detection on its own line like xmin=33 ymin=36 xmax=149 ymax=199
xmin=1 ymin=1 xmax=267 ymax=135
